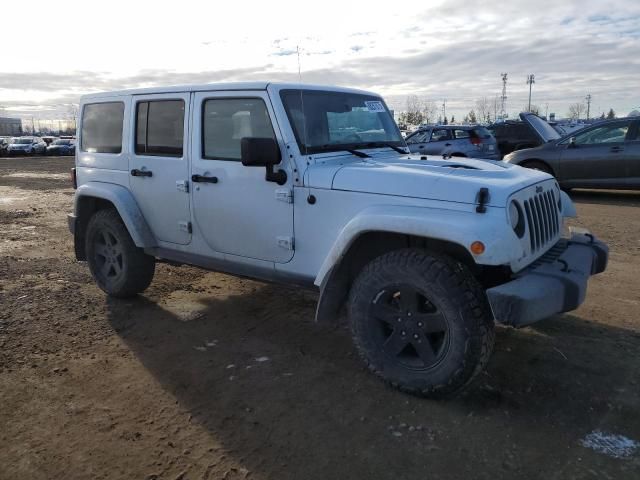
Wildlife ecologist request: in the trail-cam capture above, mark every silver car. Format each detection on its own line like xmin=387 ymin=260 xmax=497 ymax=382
xmin=7 ymin=136 xmax=48 ymax=155
xmin=405 ymin=125 xmax=500 ymax=160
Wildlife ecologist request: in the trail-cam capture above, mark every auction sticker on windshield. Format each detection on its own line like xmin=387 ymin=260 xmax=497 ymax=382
xmin=364 ymin=101 xmax=386 ymax=112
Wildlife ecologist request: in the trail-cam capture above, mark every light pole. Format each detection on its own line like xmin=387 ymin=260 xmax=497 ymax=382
xmin=526 ymin=74 xmax=535 ymax=112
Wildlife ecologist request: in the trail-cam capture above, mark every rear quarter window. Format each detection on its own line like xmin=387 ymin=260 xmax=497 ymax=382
xmin=81 ymin=102 xmax=125 ymax=154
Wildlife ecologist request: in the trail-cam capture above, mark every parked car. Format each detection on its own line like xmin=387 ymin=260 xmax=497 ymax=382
xmin=504 ymin=114 xmax=640 ymax=190
xmin=6 ymin=136 xmax=48 ymax=155
xmin=0 ymin=137 xmax=11 ymax=155
xmin=488 ymin=118 xmax=548 ymax=156
xmin=68 ymin=82 xmax=607 ymax=398
xmin=47 ymin=138 xmax=76 ymax=156
xmin=405 ymin=125 xmax=500 ymax=159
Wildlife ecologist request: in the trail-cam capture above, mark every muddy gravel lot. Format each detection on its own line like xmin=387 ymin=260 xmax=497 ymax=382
xmin=1 ymin=156 xmax=639 ymax=480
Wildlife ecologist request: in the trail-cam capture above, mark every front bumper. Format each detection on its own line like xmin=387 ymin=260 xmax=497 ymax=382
xmin=487 ymin=229 xmax=608 ymax=327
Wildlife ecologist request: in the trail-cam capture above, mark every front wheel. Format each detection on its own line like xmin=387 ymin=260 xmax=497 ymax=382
xmin=348 ymin=249 xmax=494 ymax=398
xmin=85 ymin=209 xmax=155 ymax=297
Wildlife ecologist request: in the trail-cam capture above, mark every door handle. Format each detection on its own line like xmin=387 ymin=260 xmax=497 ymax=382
xmin=131 ymin=168 xmax=152 ymax=177
xmin=444 ymin=143 xmax=451 ymax=147
xmin=610 ymin=146 xmax=623 ymax=153
xmin=191 ymin=174 xmax=218 ymax=184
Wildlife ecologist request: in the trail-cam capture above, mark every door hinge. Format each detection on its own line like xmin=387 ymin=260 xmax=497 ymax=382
xmin=275 ymin=188 xmax=293 ymax=203
xmin=176 ymin=180 xmax=189 ymax=193
xmin=277 ymin=236 xmax=294 ymax=250
xmin=179 ymin=221 xmax=192 ymax=234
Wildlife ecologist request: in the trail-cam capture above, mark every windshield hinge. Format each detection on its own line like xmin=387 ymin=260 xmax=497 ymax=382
xmin=275 ymin=188 xmax=293 ymax=204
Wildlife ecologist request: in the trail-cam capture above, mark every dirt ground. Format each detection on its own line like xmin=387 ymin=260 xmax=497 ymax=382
xmin=1 ymin=156 xmax=639 ymax=480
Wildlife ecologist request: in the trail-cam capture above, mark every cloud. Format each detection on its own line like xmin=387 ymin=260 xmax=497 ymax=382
xmin=1 ymin=0 xmax=639 ymax=120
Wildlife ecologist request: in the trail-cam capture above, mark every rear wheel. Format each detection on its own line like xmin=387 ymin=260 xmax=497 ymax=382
xmin=85 ymin=209 xmax=155 ymax=297
xmin=348 ymin=249 xmax=494 ymax=398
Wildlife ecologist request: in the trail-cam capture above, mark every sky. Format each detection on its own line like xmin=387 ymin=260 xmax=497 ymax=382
xmin=1 ymin=0 xmax=639 ymax=126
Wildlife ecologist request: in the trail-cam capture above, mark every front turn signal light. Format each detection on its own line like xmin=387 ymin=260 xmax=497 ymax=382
xmin=470 ymin=241 xmax=485 ymax=255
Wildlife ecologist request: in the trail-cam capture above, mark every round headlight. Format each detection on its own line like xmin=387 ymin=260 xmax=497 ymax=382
xmin=509 ymin=200 xmax=526 ymax=238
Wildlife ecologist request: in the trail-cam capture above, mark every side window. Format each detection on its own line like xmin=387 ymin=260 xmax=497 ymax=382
xmin=135 ymin=100 xmax=184 ymax=156
xmin=81 ymin=102 xmax=124 ymax=154
xmin=573 ymin=123 xmax=630 ymax=145
xmin=453 ymin=129 xmax=470 ymax=139
xmin=406 ymin=130 xmax=428 ymax=144
xmin=202 ymin=98 xmax=275 ymax=161
xmin=431 ymin=129 xmax=451 ymax=142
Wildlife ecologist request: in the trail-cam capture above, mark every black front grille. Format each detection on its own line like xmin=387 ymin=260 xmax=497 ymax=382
xmin=523 ymin=189 xmax=560 ymax=253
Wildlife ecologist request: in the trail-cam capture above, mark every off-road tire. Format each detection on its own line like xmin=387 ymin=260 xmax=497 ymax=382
xmin=348 ymin=249 xmax=494 ymax=398
xmin=85 ymin=208 xmax=155 ymax=298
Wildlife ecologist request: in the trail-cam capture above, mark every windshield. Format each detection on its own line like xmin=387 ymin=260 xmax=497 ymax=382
xmin=522 ymin=113 xmax=560 ymax=142
xmin=280 ymin=89 xmax=404 ymax=154
xmin=14 ymin=138 xmax=34 ymax=144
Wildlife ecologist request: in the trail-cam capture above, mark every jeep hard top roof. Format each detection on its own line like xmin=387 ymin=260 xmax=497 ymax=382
xmin=80 ymin=82 xmax=377 ymax=101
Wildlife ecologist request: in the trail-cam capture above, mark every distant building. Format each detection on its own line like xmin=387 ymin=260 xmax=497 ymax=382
xmin=0 ymin=117 xmax=22 ymax=136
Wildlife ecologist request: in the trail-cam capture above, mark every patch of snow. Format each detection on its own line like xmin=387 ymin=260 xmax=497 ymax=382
xmin=255 ymin=356 xmax=270 ymax=363
xmin=580 ymin=430 xmax=639 ymax=459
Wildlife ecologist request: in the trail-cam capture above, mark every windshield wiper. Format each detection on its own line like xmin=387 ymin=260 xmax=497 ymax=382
xmin=345 ymin=148 xmax=371 ymax=158
xmin=363 ymin=142 xmax=408 ymax=154
xmin=315 ymin=145 xmax=371 ymax=158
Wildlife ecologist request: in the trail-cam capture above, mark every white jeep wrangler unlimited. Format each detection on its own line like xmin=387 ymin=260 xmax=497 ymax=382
xmin=68 ymin=82 xmax=608 ymax=397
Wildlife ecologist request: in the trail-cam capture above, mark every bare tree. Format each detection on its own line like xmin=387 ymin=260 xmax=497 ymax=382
xmin=66 ymin=104 xmax=79 ymax=132
xmin=475 ymin=97 xmax=491 ymax=124
xmin=567 ymin=102 xmax=586 ymax=120
xmin=404 ymin=95 xmax=423 ymax=125
xmin=523 ymin=104 xmax=541 ymax=115
xmin=467 ymin=109 xmax=477 ymax=124
xmin=421 ymin=98 xmax=438 ymax=125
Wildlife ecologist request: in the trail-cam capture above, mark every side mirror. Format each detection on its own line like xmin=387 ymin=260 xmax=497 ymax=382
xmin=568 ymin=137 xmax=577 ymax=148
xmin=241 ymin=137 xmax=287 ymax=185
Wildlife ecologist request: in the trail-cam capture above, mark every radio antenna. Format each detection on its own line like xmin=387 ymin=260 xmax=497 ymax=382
xmin=297 ymin=45 xmax=308 ymax=156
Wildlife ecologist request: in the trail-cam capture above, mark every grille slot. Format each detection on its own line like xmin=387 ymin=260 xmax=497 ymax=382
xmin=523 ymin=189 xmax=560 ymax=254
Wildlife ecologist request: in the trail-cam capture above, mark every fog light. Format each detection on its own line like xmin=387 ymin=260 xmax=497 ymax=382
xmin=470 ymin=241 xmax=485 ymax=255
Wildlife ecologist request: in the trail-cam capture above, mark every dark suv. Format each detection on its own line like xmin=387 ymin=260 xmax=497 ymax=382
xmin=488 ymin=119 xmax=544 ymax=157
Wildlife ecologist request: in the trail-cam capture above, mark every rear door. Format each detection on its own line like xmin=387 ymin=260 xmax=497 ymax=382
xmin=557 ymin=120 xmax=633 ymax=188
xmin=129 ymin=93 xmax=192 ymax=245
xmin=451 ymin=128 xmax=472 ymax=155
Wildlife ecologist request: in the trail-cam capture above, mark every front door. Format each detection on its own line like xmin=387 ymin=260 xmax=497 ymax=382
xmin=558 ymin=120 xmax=632 ymax=188
xmin=190 ymin=91 xmax=294 ymax=263
xmin=424 ymin=128 xmax=452 ymax=155
xmin=129 ymin=93 xmax=192 ymax=244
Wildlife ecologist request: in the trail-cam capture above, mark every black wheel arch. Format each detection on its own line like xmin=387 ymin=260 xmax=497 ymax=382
xmin=315 ymin=232 xmax=477 ymax=324
xmin=73 ymin=196 xmax=120 ymax=260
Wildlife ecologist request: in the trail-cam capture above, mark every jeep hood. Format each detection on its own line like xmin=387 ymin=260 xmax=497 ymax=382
xmin=307 ymin=153 xmax=552 ymax=207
